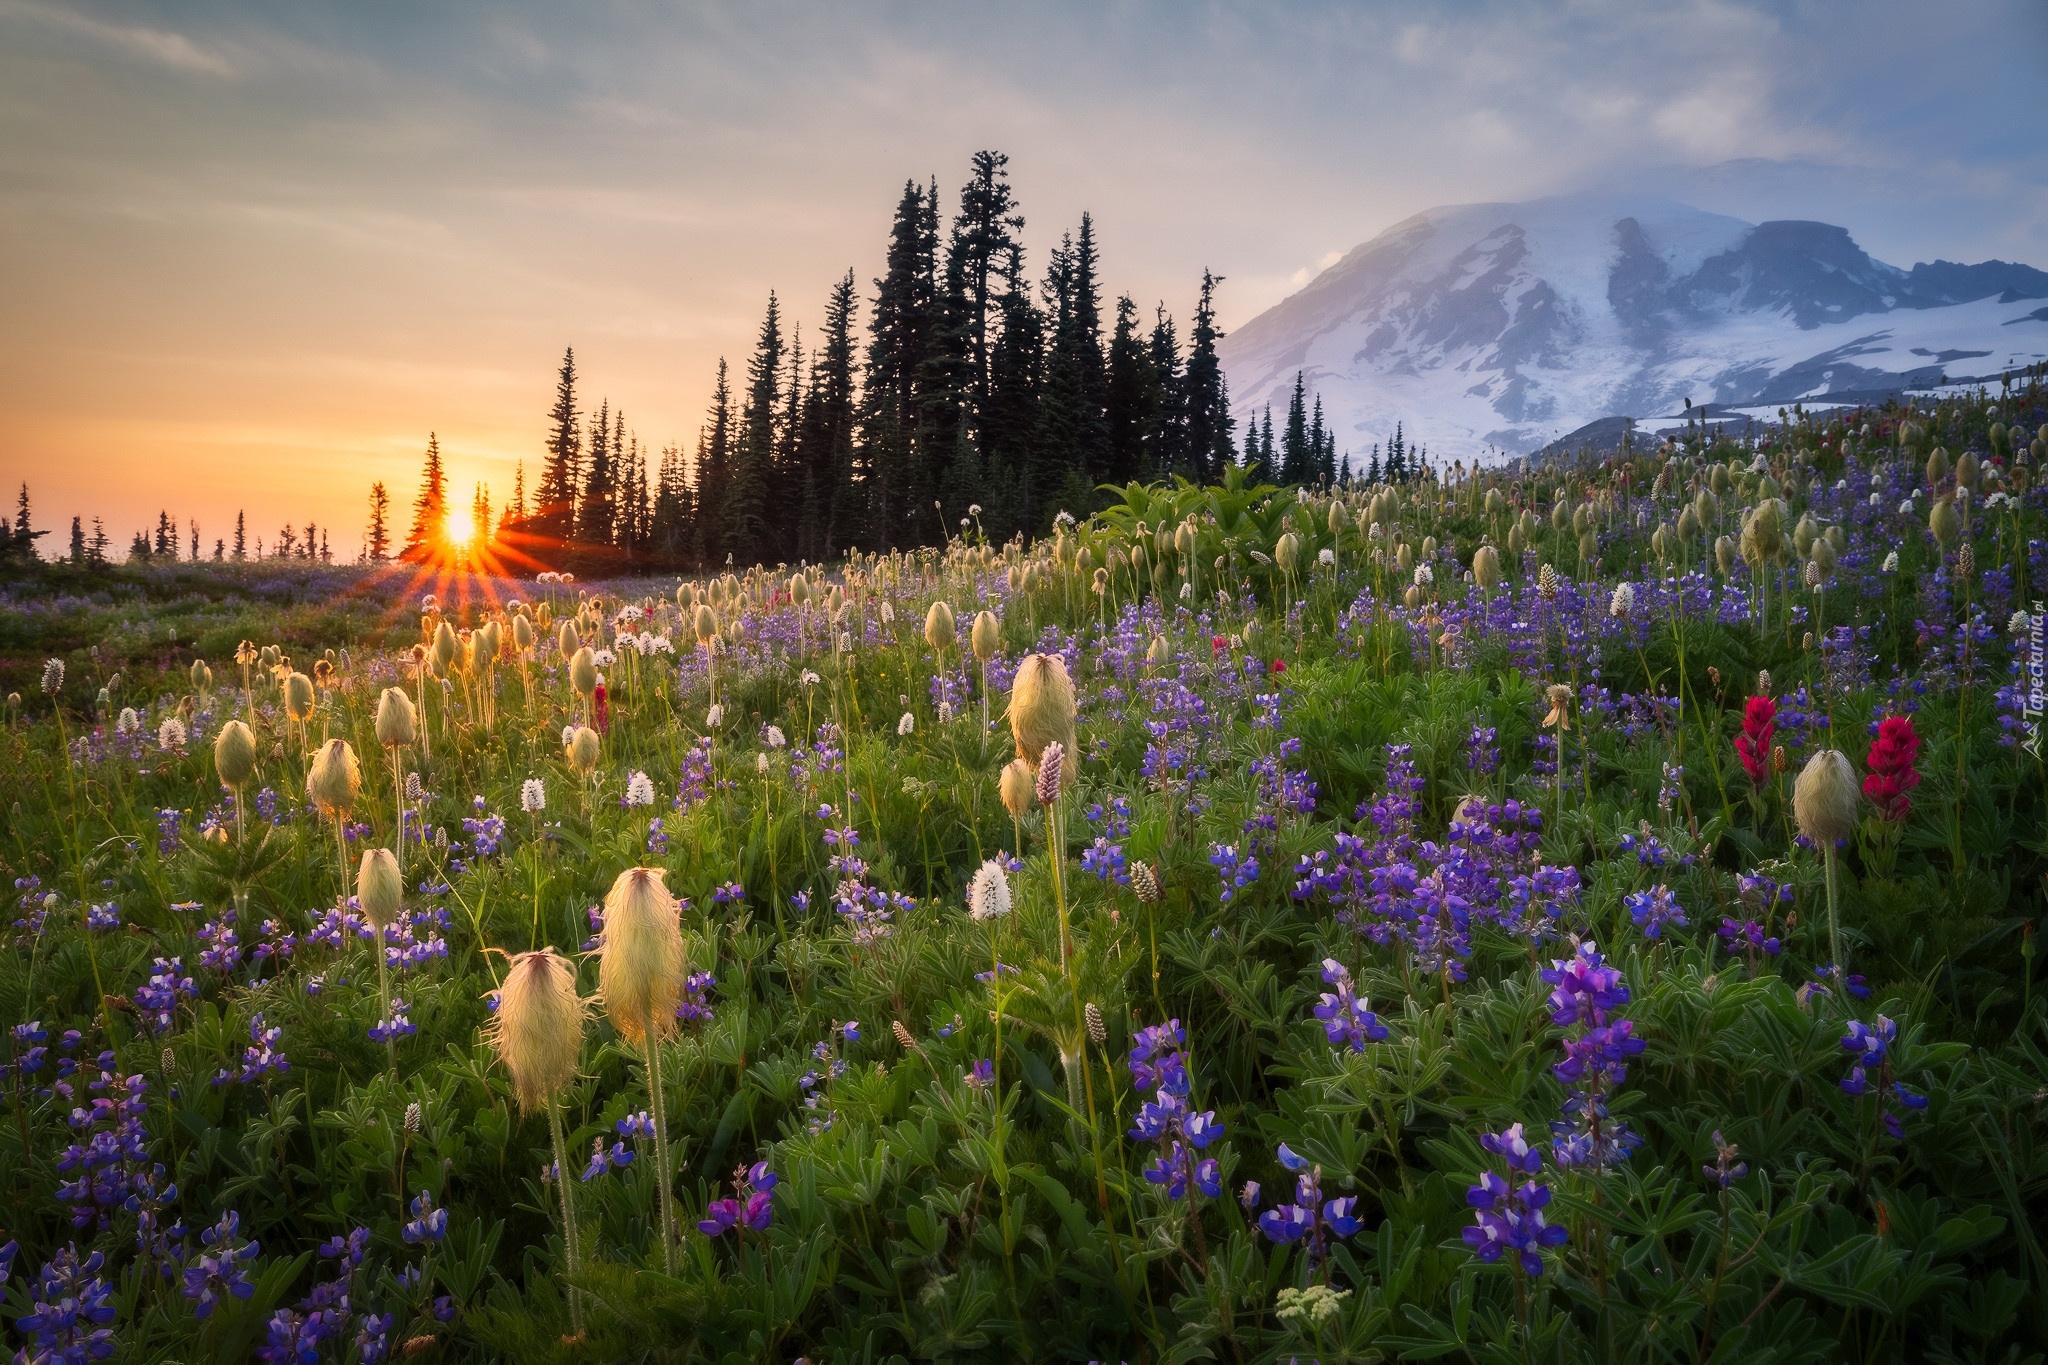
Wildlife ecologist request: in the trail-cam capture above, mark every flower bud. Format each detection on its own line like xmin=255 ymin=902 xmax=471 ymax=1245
xmin=1131 ymin=861 xmax=1161 ymax=904
xmin=924 ymin=600 xmax=956 ymax=653
xmin=1929 ymin=498 xmax=1960 ymax=549
xmin=190 ymin=659 xmax=212 ymax=693
xmin=512 ymin=614 xmax=534 ymax=652
xmin=999 ymin=757 xmax=1037 ymax=819
xmin=565 ymin=725 xmax=601 ymax=774
xmin=569 ymin=647 xmax=598 ymax=698
xmin=597 ymin=867 xmax=684 ymax=1046
xmin=375 ymin=687 xmax=418 ymax=748
xmin=1793 ymin=749 xmax=1860 ymax=847
xmin=306 ymin=738 xmax=361 ymax=818
xmin=488 ymin=948 xmax=584 ymax=1113
xmin=971 ymin=610 xmax=1000 ymax=662
xmin=214 ymin=719 xmax=258 ymax=789
xmin=357 ymin=846 xmax=403 ymax=930
xmin=1146 ymin=635 xmax=1171 ymax=669
xmin=282 ymin=671 xmax=316 ymax=723
xmin=432 ymin=620 xmax=459 ymax=672
xmin=1471 ymin=544 xmax=1501 ymax=590
xmin=557 ymin=620 xmax=579 ymax=660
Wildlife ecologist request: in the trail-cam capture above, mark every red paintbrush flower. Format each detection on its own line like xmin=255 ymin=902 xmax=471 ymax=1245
xmin=593 ymin=681 xmax=610 ymax=734
xmin=1269 ymin=658 xmax=1287 ymax=674
xmin=1733 ymin=695 xmax=1776 ymax=788
xmin=1212 ymin=635 xmax=1229 ymax=656
xmin=1862 ymin=716 xmax=1921 ymax=822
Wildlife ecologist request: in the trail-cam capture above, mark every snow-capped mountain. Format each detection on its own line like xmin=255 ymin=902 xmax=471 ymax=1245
xmin=1219 ymin=194 xmax=2048 ymax=462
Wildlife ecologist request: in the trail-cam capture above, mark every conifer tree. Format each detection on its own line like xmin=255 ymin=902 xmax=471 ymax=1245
xmin=578 ymin=399 xmax=614 ymax=545
xmin=233 ymin=511 xmax=246 ymax=560
xmin=507 ymin=461 xmax=527 ymax=525
xmin=1280 ymin=373 xmax=1309 ymax=483
xmin=980 ymin=264 xmax=1045 ymax=537
xmin=365 ymin=482 xmax=392 ymax=561
xmin=726 ymin=295 xmax=783 ymax=566
xmin=651 ymin=441 xmax=690 ymax=564
xmin=402 ymin=434 xmax=449 ymax=563
xmin=694 ymin=359 xmax=735 ymax=566
xmin=772 ymin=324 xmax=804 ymax=564
xmin=1183 ymin=271 xmax=1233 ymax=481
xmin=800 ymin=272 xmax=860 ymax=562
xmin=1260 ymin=408 xmax=1276 ymax=480
xmin=860 ymin=180 xmax=939 ymax=549
xmin=1105 ymin=295 xmax=1160 ymax=488
xmin=69 ymin=517 xmax=85 ymax=564
xmin=90 ymin=517 xmax=108 ymax=566
xmin=1147 ymin=305 xmax=1185 ymax=481
xmin=535 ymin=348 xmax=582 ymax=540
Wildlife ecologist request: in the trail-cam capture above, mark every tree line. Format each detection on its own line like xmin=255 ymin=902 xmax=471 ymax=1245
xmin=381 ymin=149 xmax=1387 ymax=574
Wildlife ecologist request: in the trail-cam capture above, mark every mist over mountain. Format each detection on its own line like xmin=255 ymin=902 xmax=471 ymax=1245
xmin=1220 ymin=194 xmax=2048 ymax=462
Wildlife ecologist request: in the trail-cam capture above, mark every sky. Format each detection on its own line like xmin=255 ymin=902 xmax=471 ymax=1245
xmin=2 ymin=0 xmax=2044 ymax=558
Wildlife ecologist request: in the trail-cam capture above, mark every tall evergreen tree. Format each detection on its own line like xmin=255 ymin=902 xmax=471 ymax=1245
xmin=980 ymin=263 xmax=1045 ymax=538
xmin=1147 ymin=305 xmax=1185 ymax=480
xmin=154 ymin=511 xmax=173 ymax=558
xmin=366 ymin=482 xmax=392 ymax=562
xmin=860 ymin=180 xmax=940 ymax=549
xmin=1104 ymin=295 xmax=1160 ymax=488
xmin=772 ymin=324 xmax=804 ymax=564
xmin=535 ymin=348 xmax=581 ymax=540
xmin=12 ymin=485 xmax=40 ymax=563
xmin=69 ymin=516 xmax=85 ymax=564
xmin=652 ymin=441 xmax=691 ymax=565
xmin=1242 ymin=418 xmax=1263 ymax=478
xmin=578 ymin=399 xmax=614 ymax=545
xmin=694 ymin=360 xmax=736 ymax=566
xmin=1280 ymin=373 xmax=1309 ymax=483
xmin=92 ymin=517 xmax=111 ymax=566
xmin=1183 ymin=271 xmax=1233 ymax=481
xmin=232 ymin=511 xmax=246 ymax=561
xmin=402 ymin=434 xmax=448 ymax=563
xmin=507 ymin=461 xmax=527 ymax=525
xmin=1039 ymin=214 xmax=1109 ymax=509
xmin=800 ymin=272 xmax=860 ymax=561
xmin=725 ymin=295 xmax=783 ymax=565
xmin=1260 ymin=408 xmax=1276 ymax=481
xmin=1309 ymin=395 xmax=1335 ymax=485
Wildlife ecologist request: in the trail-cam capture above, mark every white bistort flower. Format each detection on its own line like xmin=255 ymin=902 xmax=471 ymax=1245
xmin=1318 ymin=548 xmax=1335 ymax=566
xmin=623 ymin=770 xmax=655 ymax=808
xmin=561 ymin=725 xmax=576 ymax=748
xmin=520 ymin=778 xmax=546 ymax=813
xmin=967 ymin=859 xmax=1012 ymax=921
xmin=1413 ymin=564 xmax=1433 ymax=588
xmin=117 ymin=707 xmax=140 ymax=736
xmin=1609 ymin=582 xmax=1635 ymax=619
xmin=706 ymin=704 xmax=723 ymax=729
xmin=1882 ymin=550 xmax=1900 ymax=572
xmin=764 ymin=724 xmax=787 ymax=749
xmin=898 ymin=711 xmax=915 ymax=736
xmin=157 ymin=717 xmax=187 ymax=752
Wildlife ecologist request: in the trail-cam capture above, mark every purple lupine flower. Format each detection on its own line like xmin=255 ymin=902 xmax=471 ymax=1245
xmin=1462 ymin=1124 xmax=1568 ymax=1276
xmin=182 ymin=1211 xmax=260 ymax=1318
xmin=1624 ymin=884 xmax=1689 ymax=940
xmin=1312 ymin=959 xmax=1389 ymax=1052
xmin=1703 ymin=1130 xmax=1748 ymax=1189
xmin=699 ymin=1161 xmax=776 ymax=1236
xmin=1543 ymin=941 xmax=1644 ymax=1171
xmin=1253 ymin=1145 xmax=1360 ymax=1264
xmin=401 ymin=1189 xmax=447 ymax=1244
xmin=1839 ymin=1015 xmax=1928 ymax=1138
xmin=19 ymin=1244 xmax=119 ymax=1361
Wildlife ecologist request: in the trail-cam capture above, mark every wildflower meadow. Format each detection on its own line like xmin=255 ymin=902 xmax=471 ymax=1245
xmin=3 ymin=381 xmax=2048 ymax=1363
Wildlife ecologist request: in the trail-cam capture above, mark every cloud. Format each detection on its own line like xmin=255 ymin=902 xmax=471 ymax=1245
xmin=0 ymin=0 xmax=233 ymax=74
